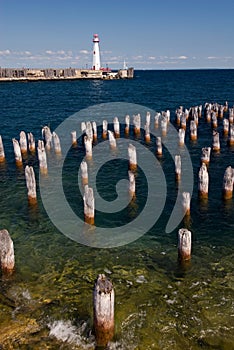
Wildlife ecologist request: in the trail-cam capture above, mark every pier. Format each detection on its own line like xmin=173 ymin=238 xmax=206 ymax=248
xmin=0 ymin=67 xmax=134 ymax=82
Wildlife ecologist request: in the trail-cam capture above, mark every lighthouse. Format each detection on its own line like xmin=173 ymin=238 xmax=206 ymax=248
xmin=92 ymin=34 xmax=101 ymax=70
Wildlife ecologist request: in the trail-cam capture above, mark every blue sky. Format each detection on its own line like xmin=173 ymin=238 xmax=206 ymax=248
xmin=1 ymin=0 xmax=234 ymax=69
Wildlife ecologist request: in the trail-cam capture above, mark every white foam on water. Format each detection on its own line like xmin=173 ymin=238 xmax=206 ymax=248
xmin=48 ymin=320 xmax=94 ymax=348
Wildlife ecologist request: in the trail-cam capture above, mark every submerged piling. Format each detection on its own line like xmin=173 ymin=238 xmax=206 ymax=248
xmin=108 ymin=130 xmax=117 ymax=149
xmin=178 ymin=128 xmax=185 ymax=145
xmin=178 ymin=228 xmax=192 ymax=261
xmin=125 ymin=115 xmax=130 ymax=135
xmin=83 ymin=185 xmax=95 ymax=224
xmin=84 ymin=136 xmax=93 ymax=159
xmin=102 ymin=120 xmax=108 ymax=139
xmin=128 ymin=170 xmax=135 ymax=197
xmin=113 ymin=117 xmax=120 ymax=138
xmin=229 ymin=124 xmax=234 ymax=145
xmin=42 ymin=126 xmax=52 ymax=150
xmin=198 ymin=163 xmax=209 ymax=198
xmin=25 ymin=165 xmax=37 ymax=203
xmin=80 ymin=160 xmax=88 ymax=185
xmin=144 ymin=123 xmax=150 ymax=142
xmin=128 ymin=144 xmax=137 ymax=170
xmin=12 ymin=138 xmax=22 ymax=165
xmin=182 ymin=192 xmax=191 ymax=216
xmin=37 ymin=140 xmax=47 ymax=174
xmin=133 ymin=114 xmax=141 ymax=135
xmin=28 ymin=132 xmax=36 ymax=152
xmin=71 ymin=131 xmax=77 ymax=145
xmin=190 ymin=120 xmax=197 ymax=141
xmin=0 ymin=229 xmax=15 ymax=274
xmin=93 ymin=274 xmax=114 ymax=348
xmin=222 ymin=166 xmax=234 ymax=199
xmin=175 ymin=155 xmax=181 ymax=181
xmin=92 ymin=121 xmax=97 ymax=141
xmin=212 ymin=130 xmax=220 ymax=151
xmin=19 ymin=131 xmax=28 ymax=153
xmin=0 ymin=135 xmax=5 ymax=162
xmin=201 ymin=147 xmax=211 ymax=165
xmin=52 ymin=132 xmax=61 ymax=154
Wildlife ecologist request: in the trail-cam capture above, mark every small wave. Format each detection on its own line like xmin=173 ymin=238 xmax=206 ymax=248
xmin=48 ymin=319 xmax=94 ymax=348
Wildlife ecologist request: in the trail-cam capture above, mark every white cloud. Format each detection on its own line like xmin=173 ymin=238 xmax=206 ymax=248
xmin=178 ymin=55 xmax=188 ymax=60
xmin=80 ymin=50 xmax=89 ymax=54
xmin=0 ymin=49 xmax=11 ymax=55
xmin=45 ymin=50 xmax=54 ymax=55
xmin=148 ymin=56 xmax=156 ymax=60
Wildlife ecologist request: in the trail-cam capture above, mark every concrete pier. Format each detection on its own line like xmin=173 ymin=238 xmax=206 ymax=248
xmin=0 ymin=67 xmax=134 ymax=82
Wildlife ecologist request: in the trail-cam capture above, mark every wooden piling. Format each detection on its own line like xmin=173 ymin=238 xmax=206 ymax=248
xmin=222 ymin=166 xmax=234 ymax=199
xmin=107 ymin=130 xmax=117 ymax=149
xmin=102 ymin=120 xmax=108 ymax=139
xmin=133 ymin=114 xmax=141 ymax=135
xmin=212 ymin=130 xmax=220 ymax=151
xmin=161 ymin=116 xmax=167 ymax=136
xmin=229 ymin=108 xmax=234 ymax=124
xmin=128 ymin=144 xmax=137 ymax=170
xmin=180 ymin=114 xmax=187 ymax=130
xmin=80 ymin=160 xmax=88 ymax=185
xmin=178 ymin=228 xmax=192 ymax=261
xmin=92 ymin=121 xmax=97 ymax=141
xmin=25 ymin=165 xmax=37 ymax=203
xmin=71 ymin=130 xmax=77 ymax=145
xmin=19 ymin=131 xmax=28 ymax=153
xmin=52 ymin=132 xmax=61 ymax=154
xmin=125 ymin=115 xmax=130 ymax=135
xmin=0 ymin=135 xmax=5 ymax=162
xmin=182 ymin=192 xmax=191 ymax=216
xmin=42 ymin=126 xmax=52 ymax=150
xmin=28 ymin=132 xmax=36 ymax=152
xmin=146 ymin=111 xmax=151 ymax=126
xmin=93 ymin=274 xmax=114 ymax=348
xmin=190 ymin=120 xmax=197 ymax=141
xmin=175 ymin=155 xmax=181 ymax=181
xmin=154 ymin=113 xmax=160 ymax=128
xmin=37 ymin=140 xmax=47 ymax=174
xmin=200 ymin=147 xmax=211 ymax=165
xmin=0 ymin=229 xmax=15 ymax=274
xmin=12 ymin=138 xmax=22 ymax=165
xmin=113 ymin=117 xmax=120 ymax=138
xmin=223 ymin=119 xmax=229 ymax=136
xmin=84 ymin=136 xmax=93 ymax=159
xmin=229 ymin=124 xmax=234 ymax=145
xmin=178 ymin=128 xmax=185 ymax=145
xmin=128 ymin=171 xmax=135 ymax=197
xmin=83 ymin=185 xmax=95 ymax=224
xmin=198 ymin=163 xmax=209 ymax=198
xmin=86 ymin=122 xmax=93 ymax=141
xmin=212 ymin=113 xmax=218 ymax=128
xmin=81 ymin=121 xmax=86 ymax=135
xmin=144 ymin=123 xmax=150 ymax=142
xmin=156 ymin=137 xmax=162 ymax=156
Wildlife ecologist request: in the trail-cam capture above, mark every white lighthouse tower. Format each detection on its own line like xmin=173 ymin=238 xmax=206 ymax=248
xmin=92 ymin=34 xmax=101 ymax=70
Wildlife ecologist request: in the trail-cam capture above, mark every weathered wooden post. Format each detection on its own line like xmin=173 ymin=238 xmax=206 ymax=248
xmin=223 ymin=119 xmax=229 ymax=136
xmin=12 ymin=138 xmax=22 ymax=165
xmin=146 ymin=111 xmax=151 ymax=126
xmin=25 ymin=165 xmax=37 ymax=203
xmin=108 ymin=131 xmax=117 ymax=149
xmin=212 ymin=113 xmax=218 ymax=128
xmin=198 ymin=163 xmax=209 ymax=198
xmin=113 ymin=117 xmax=120 ymax=138
xmin=80 ymin=160 xmax=88 ymax=186
xmin=198 ymin=105 xmax=202 ymax=117
xmin=83 ymin=185 xmax=95 ymax=224
xmin=212 ymin=130 xmax=220 ymax=151
xmin=178 ymin=128 xmax=185 ymax=145
xmin=180 ymin=114 xmax=187 ymax=130
xmin=200 ymin=147 xmax=211 ymax=165
xmin=93 ymin=274 xmax=114 ymax=348
xmin=175 ymin=155 xmax=181 ymax=181
xmin=128 ymin=170 xmax=135 ymax=197
xmin=19 ymin=131 xmax=28 ymax=153
xmin=102 ymin=120 xmax=108 ymax=139
xmin=175 ymin=110 xmax=181 ymax=125
xmin=128 ymin=144 xmax=137 ymax=170
xmin=178 ymin=228 xmax=192 ymax=261
xmin=222 ymin=166 xmax=234 ymax=199
xmin=161 ymin=116 xmax=167 ymax=136
xmin=81 ymin=121 xmax=86 ymax=135
xmin=0 ymin=229 xmax=15 ymax=274
xmin=154 ymin=112 xmax=160 ymax=128
xmin=206 ymin=111 xmax=211 ymax=122
xmin=52 ymin=132 xmax=61 ymax=154
xmin=92 ymin=121 xmax=97 ymax=141
xmin=190 ymin=120 xmax=197 ymax=141
xmin=219 ymin=105 xmax=224 ymax=118
xmin=28 ymin=132 xmax=36 ymax=152
xmin=133 ymin=114 xmax=141 ymax=135
xmin=125 ymin=115 xmax=130 ymax=135
xmin=84 ymin=136 xmax=93 ymax=159
xmin=156 ymin=136 xmax=162 ymax=156
xmin=71 ymin=130 xmax=77 ymax=145
xmin=229 ymin=108 xmax=234 ymax=124
xmin=42 ymin=126 xmax=52 ymax=150
xmin=182 ymin=192 xmax=191 ymax=216
xmin=144 ymin=123 xmax=150 ymax=142
xmin=228 ymin=124 xmax=234 ymax=145
xmin=37 ymin=140 xmax=47 ymax=174
xmin=0 ymin=135 xmax=5 ymax=162
xmin=86 ymin=122 xmax=93 ymax=141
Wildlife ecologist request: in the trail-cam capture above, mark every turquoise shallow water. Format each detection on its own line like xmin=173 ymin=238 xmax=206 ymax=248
xmin=0 ymin=70 xmax=233 ymax=349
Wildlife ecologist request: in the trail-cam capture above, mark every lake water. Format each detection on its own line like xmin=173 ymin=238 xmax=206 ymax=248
xmin=0 ymin=70 xmax=233 ymax=349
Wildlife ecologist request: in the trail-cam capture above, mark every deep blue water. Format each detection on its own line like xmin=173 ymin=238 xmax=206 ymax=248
xmin=0 ymin=70 xmax=233 ymax=349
